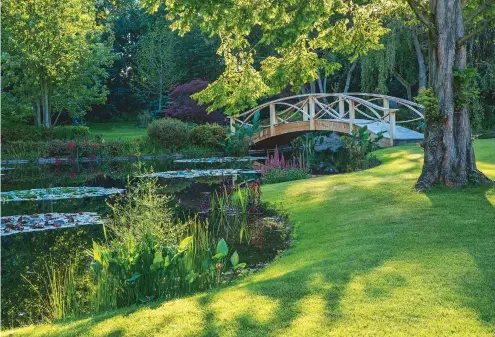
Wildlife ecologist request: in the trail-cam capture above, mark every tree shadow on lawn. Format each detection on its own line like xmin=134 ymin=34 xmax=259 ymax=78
xmin=25 ymin=174 xmax=495 ymax=336
xmin=422 ymin=184 xmax=495 ymax=329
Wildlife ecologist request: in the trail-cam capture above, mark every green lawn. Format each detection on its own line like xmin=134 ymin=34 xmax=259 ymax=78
xmin=8 ymin=140 xmax=495 ymax=337
xmin=88 ymin=122 xmax=147 ymax=141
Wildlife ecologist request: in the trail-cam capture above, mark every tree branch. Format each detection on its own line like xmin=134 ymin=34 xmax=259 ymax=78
xmin=456 ymin=20 xmax=490 ymax=48
xmin=406 ymin=0 xmax=435 ymax=31
xmin=465 ymin=0 xmax=494 ymax=23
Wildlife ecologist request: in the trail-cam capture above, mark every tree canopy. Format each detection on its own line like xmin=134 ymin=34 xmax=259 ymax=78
xmin=145 ymin=0 xmax=394 ymax=115
xmin=2 ymin=0 xmax=113 ymax=126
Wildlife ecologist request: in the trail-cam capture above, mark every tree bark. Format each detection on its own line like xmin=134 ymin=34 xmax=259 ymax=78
xmin=310 ymin=81 xmax=316 ymax=94
xmin=34 ymin=100 xmax=42 ymax=127
xmin=41 ymin=76 xmax=51 ymax=127
xmin=412 ymin=30 xmax=427 ymax=89
xmin=317 ymin=71 xmax=325 ymax=93
xmin=415 ymin=0 xmax=491 ymax=189
xmin=343 ymin=61 xmax=357 ymax=93
xmin=393 ymin=70 xmax=413 ymax=101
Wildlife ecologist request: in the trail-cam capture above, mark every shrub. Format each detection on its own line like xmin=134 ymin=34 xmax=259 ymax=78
xmin=46 ymin=140 xmax=73 ymax=157
xmin=147 ymin=118 xmax=191 ymax=149
xmin=339 ymin=126 xmax=382 ymax=172
xmin=163 ymin=80 xmax=226 ymax=124
xmin=50 ymin=126 xmax=90 ymax=140
xmin=1 ymin=124 xmax=41 ymax=142
xmin=1 ymin=125 xmax=90 ymax=142
xmin=137 ymin=110 xmax=152 ymax=128
xmin=190 ymin=124 xmax=226 ymax=149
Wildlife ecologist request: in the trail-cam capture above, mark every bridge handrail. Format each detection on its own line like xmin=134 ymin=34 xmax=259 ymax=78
xmin=237 ymin=93 xmax=405 ymax=118
xmin=235 ymin=93 xmax=424 ymax=126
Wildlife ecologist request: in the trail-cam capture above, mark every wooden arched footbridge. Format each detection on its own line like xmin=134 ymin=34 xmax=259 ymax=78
xmin=229 ymin=93 xmax=425 ymax=148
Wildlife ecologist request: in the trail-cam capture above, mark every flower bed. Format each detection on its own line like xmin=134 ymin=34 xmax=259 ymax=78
xmin=1 ymin=212 xmax=103 ymax=236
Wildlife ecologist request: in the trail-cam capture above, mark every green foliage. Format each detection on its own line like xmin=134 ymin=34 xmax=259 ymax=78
xmin=50 ymin=127 xmax=91 ymax=140
xmin=2 ymin=226 xmax=103 ymax=327
xmin=190 ymin=124 xmax=227 ymax=149
xmin=222 ymin=111 xmax=261 ymax=156
xmin=262 ymin=168 xmax=310 ymax=185
xmin=132 ymin=19 xmax=183 ymax=112
xmin=87 ymin=177 xmax=247 ymax=313
xmin=209 ymin=183 xmax=263 ymax=243
xmin=44 ymin=261 xmax=82 ymax=321
xmin=340 ymin=126 xmax=382 ymax=172
xmin=147 ymin=118 xmax=191 ymax=149
xmin=360 ymin=20 xmax=419 ymax=95
xmin=1 ymin=125 xmax=90 ymax=142
xmin=453 ymin=68 xmax=480 ymax=111
xmin=2 ymin=0 xmax=113 ymax=125
xmin=144 ymin=0 xmax=391 ymax=115
xmin=1 ymin=92 xmax=33 ymax=125
xmin=416 ymin=88 xmax=442 ymax=123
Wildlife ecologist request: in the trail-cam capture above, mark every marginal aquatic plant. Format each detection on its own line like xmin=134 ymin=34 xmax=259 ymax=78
xmin=262 ymin=147 xmax=309 ymax=184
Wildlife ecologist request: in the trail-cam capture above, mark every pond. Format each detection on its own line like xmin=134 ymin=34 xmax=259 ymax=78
xmin=1 ymin=154 xmax=291 ymax=327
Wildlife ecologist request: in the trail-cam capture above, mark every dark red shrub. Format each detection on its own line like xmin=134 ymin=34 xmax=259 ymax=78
xmin=163 ymin=79 xmax=226 ymax=124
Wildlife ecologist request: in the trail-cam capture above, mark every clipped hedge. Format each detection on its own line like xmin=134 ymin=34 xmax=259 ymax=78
xmin=190 ymin=124 xmax=226 ymax=149
xmin=1 ymin=125 xmax=90 ymax=142
xmin=147 ymin=118 xmax=191 ymax=149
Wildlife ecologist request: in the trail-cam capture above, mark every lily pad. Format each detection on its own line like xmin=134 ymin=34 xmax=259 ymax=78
xmin=139 ymin=169 xmax=261 ymax=179
xmin=0 ymin=186 xmax=125 ymax=202
xmin=1 ymin=212 xmax=103 ymax=236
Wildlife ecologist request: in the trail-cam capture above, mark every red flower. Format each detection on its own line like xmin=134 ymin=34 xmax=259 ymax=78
xmin=69 ymin=141 xmax=75 ymax=151
xmin=55 ymin=158 xmax=61 ymax=166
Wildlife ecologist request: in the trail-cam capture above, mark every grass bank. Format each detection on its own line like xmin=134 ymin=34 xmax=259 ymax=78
xmin=88 ymin=122 xmax=147 ymax=141
xmin=8 ymin=140 xmax=495 ymax=337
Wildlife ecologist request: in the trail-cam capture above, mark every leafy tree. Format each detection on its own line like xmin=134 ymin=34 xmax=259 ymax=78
xmin=132 ymin=19 xmax=183 ymax=112
xmin=2 ymin=0 xmax=113 ymax=127
xmin=142 ymin=0 xmax=391 ymax=115
xmin=406 ymin=0 xmax=495 ymax=188
xmin=163 ymin=80 xmax=226 ymax=123
xmin=92 ymin=0 xmax=151 ymax=119
xmin=469 ymin=27 xmax=495 ymax=131
xmin=360 ymin=20 xmax=425 ymax=100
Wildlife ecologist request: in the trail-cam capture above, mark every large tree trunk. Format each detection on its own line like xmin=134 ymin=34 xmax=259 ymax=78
xmin=416 ymin=0 xmax=491 ymax=189
xmin=412 ymin=30 xmax=427 ymax=89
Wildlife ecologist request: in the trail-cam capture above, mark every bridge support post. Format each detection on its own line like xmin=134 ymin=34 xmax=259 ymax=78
xmin=303 ymin=102 xmax=309 ymax=121
xmin=389 ymin=111 xmax=396 ymax=146
xmin=270 ymin=103 xmax=276 ymax=136
xmin=383 ymin=98 xmax=390 ymax=122
xmin=309 ymin=96 xmax=315 ymax=130
xmin=229 ymin=117 xmax=235 ymax=134
xmin=339 ymin=96 xmax=345 ymax=118
xmin=349 ymin=100 xmax=355 ymax=134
